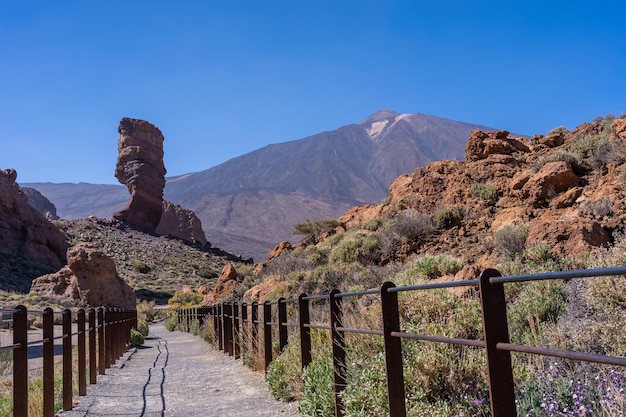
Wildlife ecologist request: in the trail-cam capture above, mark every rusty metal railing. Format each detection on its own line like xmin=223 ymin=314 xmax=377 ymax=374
xmin=0 ymin=306 xmax=137 ymax=416
xmin=176 ymin=266 xmax=626 ymax=417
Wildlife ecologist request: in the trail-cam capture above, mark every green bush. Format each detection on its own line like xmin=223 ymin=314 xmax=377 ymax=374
xmin=493 ymin=224 xmax=529 ymax=260
xmin=298 ymin=354 xmax=334 ymax=417
xmin=431 ymin=207 xmax=463 ymax=229
xmin=470 ymin=182 xmax=499 ymax=202
xmin=132 ymin=261 xmax=151 ymax=273
xmin=136 ymin=319 xmax=149 ymax=336
xmin=405 ymin=255 xmax=464 ymax=280
xmin=165 ymin=313 xmax=179 ymax=332
xmin=190 ymin=318 xmax=200 ymax=336
xmin=130 ymin=329 xmax=145 ymax=347
xmin=266 ymin=340 xmax=302 ymax=402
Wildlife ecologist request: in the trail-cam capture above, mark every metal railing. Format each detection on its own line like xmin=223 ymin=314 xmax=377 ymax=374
xmin=176 ymin=266 xmax=626 ymax=417
xmin=0 ymin=306 xmax=137 ymax=416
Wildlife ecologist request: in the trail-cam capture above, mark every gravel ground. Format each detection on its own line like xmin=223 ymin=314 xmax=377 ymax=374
xmin=57 ymin=321 xmax=299 ymax=417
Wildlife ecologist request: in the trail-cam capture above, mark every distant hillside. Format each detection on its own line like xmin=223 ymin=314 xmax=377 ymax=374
xmin=24 ymin=110 xmax=496 ymax=260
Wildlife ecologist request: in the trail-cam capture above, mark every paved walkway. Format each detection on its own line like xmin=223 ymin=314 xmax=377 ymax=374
xmin=58 ymin=322 xmax=299 ymax=417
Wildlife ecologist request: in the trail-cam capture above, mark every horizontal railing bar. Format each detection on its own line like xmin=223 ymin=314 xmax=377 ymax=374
xmin=490 ymin=266 xmax=626 ymax=284
xmin=388 ymin=279 xmax=480 ymax=293
xmin=26 ymin=338 xmax=50 ymax=347
xmin=282 ymin=322 xmax=299 ymax=328
xmin=336 ymin=326 xmax=384 ymax=336
xmin=0 ymin=308 xmax=18 ymax=313
xmin=391 ymin=331 xmax=486 ymax=348
xmin=280 ymin=298 xmax=298 ymax=304
xmin=304 ymin=323 xmax=332 ymax=331
xmin=302 ymin=294 xmax=329 ymax=301
xmin=334 ymin=288 xmax=381 ymax=298
xmin=0 ymin=344 xmax=20 ymax=351
xmin=497 ymin=342 xmax=626 ymax=366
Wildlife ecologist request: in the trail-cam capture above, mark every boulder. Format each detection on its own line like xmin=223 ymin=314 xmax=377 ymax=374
xmin=465 ymin=130 xmax=531 ymax=161
xmin=202 ymin=264 xmax=240 ymax=305
xmin=113 ymin=118 xmax=166 ymax=232
xmin=0 ymin=168 xmax=67 ymax=269
xmin=30 ymin=243 xmax=136 ymax=310
xmin=156 ymin=201 xmax=208 ymax=244
xmin=522 ymin=161 xmax=579 ymax=207
xmin=527 ymin=213 xmax=609 ymax=257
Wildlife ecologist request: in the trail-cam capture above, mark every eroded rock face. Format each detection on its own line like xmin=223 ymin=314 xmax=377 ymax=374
xmin=113 ymin=118 xmax=166 ymax=232
xmin=465 ymin=130 xmax=531 ymax=162
xmin=202 ymin=263 xmax=240 ymax=305
xmin=156 ymin=201 xmax=207 ymax=244
xmin=0 ymin=168 xmax=67 ymax=268
xmin=22 ymin=187 xmax=59 ymax=220
xmin=30 ymin=243 xmax=136 ymax=309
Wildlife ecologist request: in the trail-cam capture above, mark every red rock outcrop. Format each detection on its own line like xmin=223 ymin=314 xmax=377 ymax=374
xmin=113 ymin=118 xmax=166 ymax=232
xmin=0 ymin=168 xmax=67 ymax=269
xmin=325 ymin=118 xmax=626 ymax=267
xmin=30 ymin=243 xmax=136 ymax=309
xmin=156 ymin=201 xmax=207 ymax=244
xmin=202 ymin=263 xmax=240 ymax=305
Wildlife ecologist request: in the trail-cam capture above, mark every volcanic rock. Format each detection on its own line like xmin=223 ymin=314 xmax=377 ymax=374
xmin=113 ymin=118 xmax=166 ymax=232
xmin=202 ymin=263 xmax=240 ymax=305
xmin=465 ymin=130 xmax=531 ymax=161
xmin=0 ymin=168 xmax=67 ymax=269
xmin=156 ymin=201 xmax=208 ymax=245
xmin=30 ymin=243 xmax=136 ymax=310
xmin=22 ymin=187 xmax=59 ymax=220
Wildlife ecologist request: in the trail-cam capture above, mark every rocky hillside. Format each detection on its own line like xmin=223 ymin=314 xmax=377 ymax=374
xmin=24 ymin=110 xmax=495 ymax=261
xmin=333 ymin=117 xmax=626 ymax=268
xmin=242 ymin=114 xmax=626 ymax=302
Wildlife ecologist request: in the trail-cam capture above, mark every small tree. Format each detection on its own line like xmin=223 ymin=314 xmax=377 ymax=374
xmin=293 ymin=219 xmax=340 ymax=244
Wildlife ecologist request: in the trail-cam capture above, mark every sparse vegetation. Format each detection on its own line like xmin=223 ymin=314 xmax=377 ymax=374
xmin=293 ymin=219 xmax=341 ymax=244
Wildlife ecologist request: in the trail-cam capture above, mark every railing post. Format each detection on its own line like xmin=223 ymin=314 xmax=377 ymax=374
xmin=380 ymin=282 xmax=407 ymax=417
xmin=217 ymin=304 xmax=223 ymax=351
xmin=241 ymin=303 xmax=248 ymax=357
xmin=329 ymin=289 xmax=346 ymax=417
xmin=224 ymin=303 xmax=233 ymax=356
xmin=479 ymin=268 xmax=517 ymax=417
xmin=233 ymin=302 xmax=240 ymax=359
xmin=88 ymin=308 xmax=97 ymax=384
xmin=98 ymin=307 xmax=106 ymax=374
xmin=77 ymin=309 xmax=87 ymax=396
xmin=13 ymin=305 xmax=28 ymax=417
xmin=43 ymin=308 xmax=55 ymax=417
xmin=263 ymin=301 xmax=272 ymax=371
xmin=104 ymin=308 xmax=112 ymax=369
xmin=62 ymin=308 xmax=73 ymax=411
xmin=278 ymin=297 xmax=288 ymax=352
xmin=251 ymin=302 xmax=258 ymax=357
xmin=298 ymin=294 xmax=312 ymax=370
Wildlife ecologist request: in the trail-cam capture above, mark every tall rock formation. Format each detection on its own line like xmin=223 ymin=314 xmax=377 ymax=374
xmin=113 ymin=118 xmax=166 ymax=232
xmin=30 ymin=243 xmax=136 ymax=310
xmin=113 ymin=117 xmax=208 ymax=243
xmin=0 ymin=168 xmax=67 ymax=269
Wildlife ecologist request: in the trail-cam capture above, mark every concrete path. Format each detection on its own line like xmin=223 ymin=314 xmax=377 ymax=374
xmin=58 ymin=322 xmax=299 ymax=417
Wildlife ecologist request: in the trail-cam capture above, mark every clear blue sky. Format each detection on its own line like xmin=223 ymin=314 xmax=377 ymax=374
xmin=2 ymin=1 xmax=625 ymax=184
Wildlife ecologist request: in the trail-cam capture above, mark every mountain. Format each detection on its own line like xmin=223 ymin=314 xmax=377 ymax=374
xmin=23 ymin=110 xmax=496 ymax=260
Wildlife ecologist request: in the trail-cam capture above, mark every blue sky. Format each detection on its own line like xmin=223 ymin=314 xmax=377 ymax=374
xmin=1 ymin=1 xmax=625 ymax=184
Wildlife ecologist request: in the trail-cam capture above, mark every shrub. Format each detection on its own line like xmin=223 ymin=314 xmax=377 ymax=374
xmin=298 ymin=354 xmax=334 ymax=417
xmin=266 ymin=340 xmax=302 ymax=402
xmin=470 ymin=182 xmax=499 ymax=202
xmin=329 ymin=233 xmax=379 ymax=265
xmin=493 ymin=224 xmax=529 ymax=260
xmin=431 ymin=206 xmax=463 ymax=229
xmin=136 ymin=319 xmax=149 ymax=336
xmin=137 ymin=300 xmax=156 ymax=322
xmin=403 ymin=255 xmax=464 ymax=280
xmin=130 ymin=329 xmax=145 ymax=347
xmin=190 ymin=318 xmax=200 ymax=336
xmin=293 ymin=219 xmax=341 ymax=244
xmin=535 ymin=149 xmax=587 ymax=175
xmin=165 ymin=313 xmax=179 ymax=332
xmin=132 ymin=261 xmax=151 ymax=273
